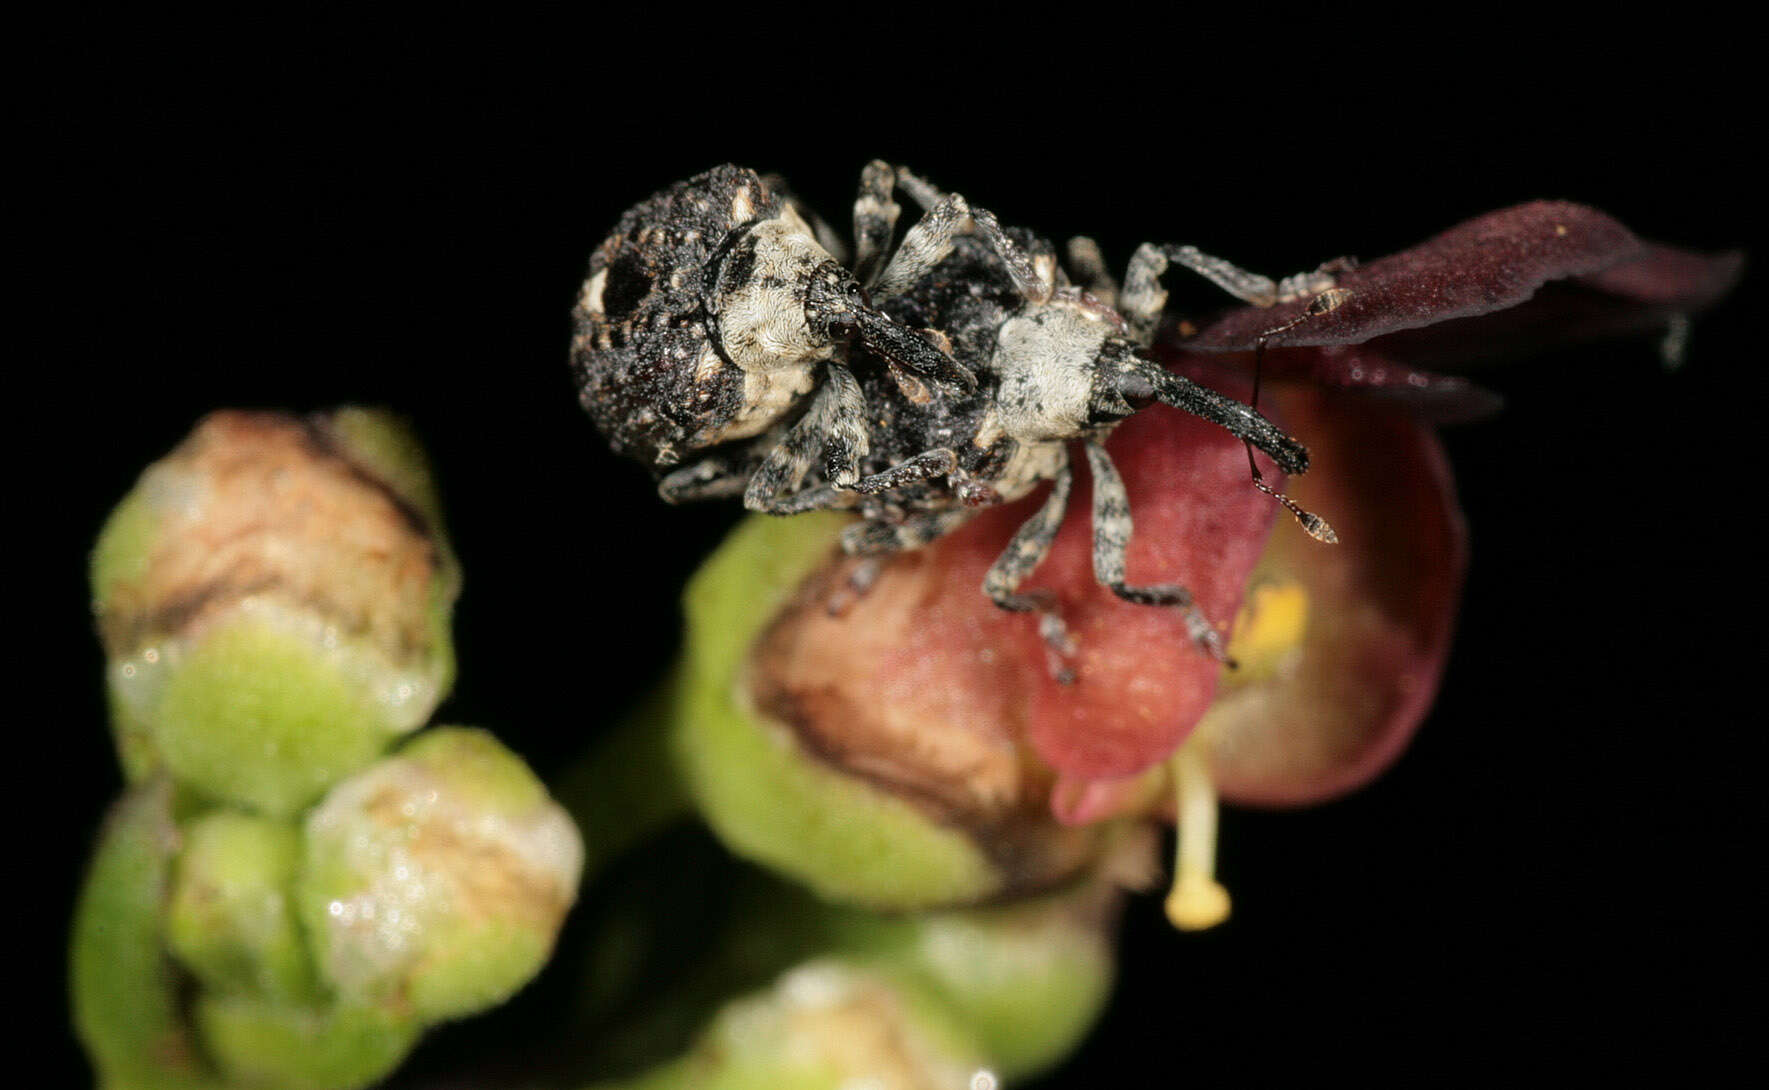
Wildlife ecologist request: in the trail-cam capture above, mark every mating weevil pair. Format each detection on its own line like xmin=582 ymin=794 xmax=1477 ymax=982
xmin=571 ymin=162 xmax=1346 ymax=679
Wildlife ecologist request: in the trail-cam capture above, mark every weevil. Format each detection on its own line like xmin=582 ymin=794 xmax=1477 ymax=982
xmin=573 ymin=163 xmax=1344 ymax=676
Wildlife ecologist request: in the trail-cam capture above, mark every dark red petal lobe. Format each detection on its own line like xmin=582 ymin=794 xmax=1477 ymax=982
xmin=1015 ymin=400 xmax=1279 ymax=781
xmin=1199 ymin=378 xmax=1467 ymax=806
xmin=1185 ymin=201 xmax=1647 ymax=350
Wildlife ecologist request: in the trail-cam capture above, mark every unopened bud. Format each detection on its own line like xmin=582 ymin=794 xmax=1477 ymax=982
xmin=90 ymin=408 xmax=460 ymax=815
xmin=166 ymin=810 xmax=316 ymax=1003
xmin=299 ymin=727 xmax=583 ymax=1023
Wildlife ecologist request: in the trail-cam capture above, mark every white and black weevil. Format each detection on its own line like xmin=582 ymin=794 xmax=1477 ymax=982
xmin=572 ymin=164 xmax=976 ymax=489
xmin=573 ymin=163 xmax=1345 ymax=678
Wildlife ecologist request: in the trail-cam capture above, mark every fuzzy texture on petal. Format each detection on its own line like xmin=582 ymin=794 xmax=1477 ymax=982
xmin=1196 ymin=379 xmax=1467 ymax=806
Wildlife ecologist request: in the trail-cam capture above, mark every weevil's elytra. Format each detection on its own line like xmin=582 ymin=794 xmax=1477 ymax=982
xmin=572 ymin=162 xmax=1345 ymax=679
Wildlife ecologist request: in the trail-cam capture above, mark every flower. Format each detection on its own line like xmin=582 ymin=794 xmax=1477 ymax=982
xmin=675 ymin=201 xmax=1739 ymax=922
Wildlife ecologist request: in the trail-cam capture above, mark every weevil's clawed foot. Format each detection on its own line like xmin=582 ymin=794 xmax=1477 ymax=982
xmin=1037 ymin=608 xmax=1079 ymax=685
xmin=1181 ymin=606 xmax=1236 ymax=670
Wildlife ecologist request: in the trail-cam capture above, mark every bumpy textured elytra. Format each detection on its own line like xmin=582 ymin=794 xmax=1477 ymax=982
xmin=572 ymin=162 xmax=1343 ymax=675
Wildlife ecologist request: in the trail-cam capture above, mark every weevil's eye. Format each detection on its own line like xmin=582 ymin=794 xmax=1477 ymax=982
xmin=1115 ymin=368 xmax=1158 ymax=406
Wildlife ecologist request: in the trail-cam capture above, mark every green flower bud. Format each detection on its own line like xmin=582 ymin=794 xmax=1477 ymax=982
xmin=193 ymin=994 xmax=420 ymax=1090
xmin=675 ymin=513 xmax=1100 ymax=910
xmin=71 ymin=778 xmax=221 ymax=1090
xmin=299 ymin=727 xmax=583 ymax=1023
xmin=819 ymin=874 xmax=1120 ymax=1081
xmin=91 ymin=409 xmax=460 ymax=816
xmin=166 ymin=810 xmax=316 ymax=1003
xmin=598 ymin=960 xmax=988 ymax=1090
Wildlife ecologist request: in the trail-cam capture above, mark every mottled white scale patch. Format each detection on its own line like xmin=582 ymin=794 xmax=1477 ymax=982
xmin=693 ymin=344 xmax=723 ymax=384
xmin=582 ymin=268 xmax=607 ymax=316
xmin=988 ymin=297 xmax=1114 ymax=443
xmin=730 ymin=184 xmax=756 ymax=222
xmin=701 ymin=214 xmax=841 ymax=445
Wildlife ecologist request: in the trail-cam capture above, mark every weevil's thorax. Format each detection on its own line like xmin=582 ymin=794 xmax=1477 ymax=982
xmin=976 ymin=292 xmax=1122 ymax=447
xmin=704 ymin=213 xmax=857 ymax=445
xmin=847 ymin=227 xmax=1135 ymax=509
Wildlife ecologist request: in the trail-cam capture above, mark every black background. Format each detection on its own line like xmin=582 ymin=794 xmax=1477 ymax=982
xmin=34 ymin=11 xmax=1758 ymax=1085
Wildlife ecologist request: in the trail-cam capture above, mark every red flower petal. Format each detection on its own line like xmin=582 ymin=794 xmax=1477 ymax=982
xmin=1014 ymin=385 xmax=1280 ymax=781
xmin=1197 ymin=378 xmax=1468 ymax=806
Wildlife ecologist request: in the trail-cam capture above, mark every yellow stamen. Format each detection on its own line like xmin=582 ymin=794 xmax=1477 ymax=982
xmin=1164 ymin=742 xmax=1230 ymax=931
xmin=1222 ymin=580 xmax=1309 ymax=686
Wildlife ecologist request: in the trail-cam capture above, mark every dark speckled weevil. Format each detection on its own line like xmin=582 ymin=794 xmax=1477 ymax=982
xmin=571 ymin=162 xmax=1345 ymax=677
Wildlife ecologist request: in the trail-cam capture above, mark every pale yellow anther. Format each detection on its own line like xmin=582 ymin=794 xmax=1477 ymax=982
xmin=1166 ymin=872 xmax=1232 ymax=932
xmin=1222 ymin=580 xmax=1310 ymax=686
xmin=1164 ymin=742 xmax=1231 ymax=932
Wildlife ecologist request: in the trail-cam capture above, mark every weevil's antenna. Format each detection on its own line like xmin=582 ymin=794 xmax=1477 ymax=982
xmin=1245 ymin=289 xmax=1349 ymax=544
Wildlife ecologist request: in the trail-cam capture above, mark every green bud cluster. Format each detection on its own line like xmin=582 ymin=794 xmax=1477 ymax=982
xmin=548 ymin=509 xmax=1143 ymax=1087
xmin=72 ymin=410 xmax=582 ymax=1090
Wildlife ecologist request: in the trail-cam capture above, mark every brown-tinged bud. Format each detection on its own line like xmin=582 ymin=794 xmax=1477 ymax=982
xmin=675 ymin=513 xmax=1104 ymax=910
xmin=298 ymin=727 xmax=584 ymax=1023
xmin=90 ymin=408 xmax=460 ymax=816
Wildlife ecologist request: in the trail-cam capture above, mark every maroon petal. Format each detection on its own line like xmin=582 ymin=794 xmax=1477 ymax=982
xmin=1198 ymin=378 xmax=1468 ymax=807
xmin=1186 ymin=201 xmax=1648 ymax=350
xmin=1181 ymin=202 xmax=1740 ymax=370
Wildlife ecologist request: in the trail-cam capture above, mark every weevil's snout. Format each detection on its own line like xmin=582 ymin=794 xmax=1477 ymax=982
xmin=852 ymin=305 xmax=977 ymax=396
xmin=801 ymin=260 xmax=976 ymax=396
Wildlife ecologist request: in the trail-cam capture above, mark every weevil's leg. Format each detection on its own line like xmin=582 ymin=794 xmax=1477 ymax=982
xmin=980 ymin=454 xmax=1079 ymax=682
xmin=848 ymin=448 xmax=958 ymax=495
xmin=1066 ymin=236 xmax=1119 ymax=306
xmin=852 ymin=160 xmax=901 ymax=288
xmin=658 ymin=447 xmax=764 ymax=503
xmin=1122 ymin=244 xmax=1350 ymax=345
xmin=876 ymin=166 xmax=1055 ymax=303
xmin=1083 ymin=440 xmax=1231 ymax=664
xmin=764 ymin=483 xmax=864 ymax=515
xmin=814 ymin=363 xmax=870 ymax=488
xmin=871 ymin=190 xmax=974 ymax=300
xmin=743 ymin=364 xmax=871 ymax=512
xmin=768 ymin=443 xmax=959 ymax=516
xmin=1121 ymin=245 xmax=1276 ymax=344
xmin=893 ymin=167 xmax=947 ymax=210
xmin=841 ymin=506 xmax=977 ymax=556
xmin=970 ymin=206 xmax=1055 ymax=303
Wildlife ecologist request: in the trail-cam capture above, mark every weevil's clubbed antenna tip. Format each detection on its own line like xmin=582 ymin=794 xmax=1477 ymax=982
xmin=1297 ymin=510 xmax=1339 ymax=545
xmin=1309 ymin=286 xmax=1352 ymax=315
xmin=1252 ymin=476 xmax=1339 ymax=545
